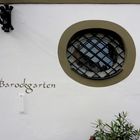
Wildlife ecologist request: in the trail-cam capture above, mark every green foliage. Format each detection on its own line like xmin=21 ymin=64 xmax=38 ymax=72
xmin=93 ymin=112 xmax=140 ymax=140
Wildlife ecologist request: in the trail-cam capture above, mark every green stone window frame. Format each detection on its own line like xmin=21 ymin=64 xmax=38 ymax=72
xmin=1 ymin=0 xmax=140 ymax=4
xmin=58 ymin=20 xmax=136 ymax=87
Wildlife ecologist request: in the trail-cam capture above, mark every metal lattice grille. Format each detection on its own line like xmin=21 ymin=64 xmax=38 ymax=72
xmin=67 ymin=29 xmax=125 ymax=80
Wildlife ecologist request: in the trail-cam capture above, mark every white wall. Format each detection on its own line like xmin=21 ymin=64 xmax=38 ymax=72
xmin=0 ymin=4 xmax=140 ymax=140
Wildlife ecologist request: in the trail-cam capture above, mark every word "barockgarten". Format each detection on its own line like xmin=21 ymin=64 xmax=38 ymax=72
xmin=0 ymin=78 xmax=56 ymax=94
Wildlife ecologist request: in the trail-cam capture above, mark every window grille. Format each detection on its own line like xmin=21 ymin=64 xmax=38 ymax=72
xmin=67 ymin=29 xmax=125 ymax=80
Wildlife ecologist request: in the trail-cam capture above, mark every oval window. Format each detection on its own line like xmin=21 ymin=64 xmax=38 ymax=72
xmin=58 ymin=20 xmax=136 ymax=87
xmin=67 ymin=29 xmax=125 ymax=80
